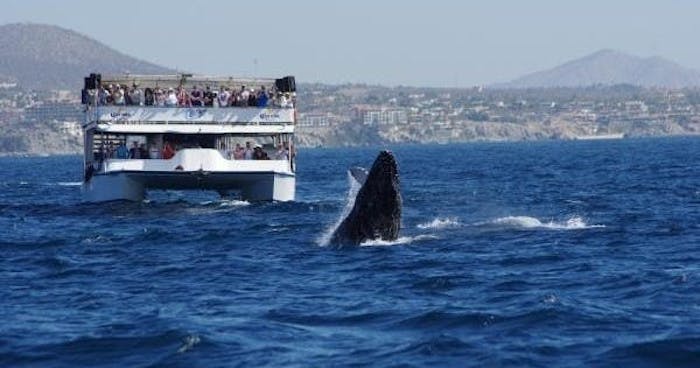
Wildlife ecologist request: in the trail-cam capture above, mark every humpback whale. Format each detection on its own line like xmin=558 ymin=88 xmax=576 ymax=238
xmin=330 ymin=150 xmax=402 ymax=246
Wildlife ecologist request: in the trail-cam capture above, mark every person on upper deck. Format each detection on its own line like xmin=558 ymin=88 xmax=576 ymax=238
xmin=217 ymin=86 xmax=230 ymax=107
xmin=177 ymin=86 xmax=191 ymax=107
xmin=144 ymin=88 xmax=154 ymax=106
xmin=247 ymin=89 xmax=257 ymax=107
xmin=228 ymin=88 xmax=238 ymax=107
xmin=257 ymin=86 xmax=268 ymax=107
xmin=98 ymin=86 xmax=109 ymax=105
xmin=204 ymin=86 xmax=215 ymax=107
xmin=129 ymin=83 xmax=143 ymax=106
xmin=238 ymin=86 xmax=249 ymax=107
xmin=165 ymin=88 xmax=178 ymax=107
xmin=155 ymin=87 xmax=166 ymax=107
xmin=113 ymin=85 xmax=126 ymax=105
xmin=190 ymin=85 xmax=204 ymax=106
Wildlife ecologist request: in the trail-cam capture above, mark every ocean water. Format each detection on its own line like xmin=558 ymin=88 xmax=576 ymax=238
xmin=1 ymin=137 xmax=699 ymax=367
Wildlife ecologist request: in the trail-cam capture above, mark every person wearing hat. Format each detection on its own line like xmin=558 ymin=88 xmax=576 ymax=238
xmin=253 ymin=144 xmax=269 ymax=160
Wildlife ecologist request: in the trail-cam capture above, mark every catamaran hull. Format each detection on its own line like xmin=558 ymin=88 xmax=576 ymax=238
xmin=82 ymin=171 xmax=295 ymax=202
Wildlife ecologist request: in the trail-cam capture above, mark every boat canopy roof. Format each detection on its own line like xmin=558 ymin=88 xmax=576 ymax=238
xmin=99 ymin=74 xmax=278 ymax=90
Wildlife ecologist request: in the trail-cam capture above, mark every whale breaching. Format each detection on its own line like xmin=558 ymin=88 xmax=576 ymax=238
xmin=330 ymin=150 xmax=402 ymax=246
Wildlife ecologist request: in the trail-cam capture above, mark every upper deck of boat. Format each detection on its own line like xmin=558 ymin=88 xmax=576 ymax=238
xmin=82 ymin=73 xmax=296 ymax=134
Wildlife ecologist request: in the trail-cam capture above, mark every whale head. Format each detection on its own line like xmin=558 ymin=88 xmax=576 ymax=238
xmin=330 ymin=150 xmax=402 ymax=246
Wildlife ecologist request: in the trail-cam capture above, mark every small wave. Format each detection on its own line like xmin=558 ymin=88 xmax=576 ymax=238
xmin=417 ymin=217 xmax=460 ymax=230
xmin=56 ymin=181 xmax=82 ymax=186
xmin=360 ymin=234 xmax=437 ymax=247
xmin=487 ymin=215 xmax=604 ymax=230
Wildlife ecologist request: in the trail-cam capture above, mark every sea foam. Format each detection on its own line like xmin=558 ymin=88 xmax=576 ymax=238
xmin=489 ymin=215 xmax=604 ymax=230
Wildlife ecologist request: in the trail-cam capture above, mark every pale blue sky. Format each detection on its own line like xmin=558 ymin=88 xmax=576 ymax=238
xmin=3 ymin=0 xmax=699 ymax=87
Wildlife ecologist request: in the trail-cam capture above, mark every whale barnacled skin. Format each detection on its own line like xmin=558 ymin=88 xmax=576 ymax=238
xmin=330 ymin=150 xmax=402 ymax=246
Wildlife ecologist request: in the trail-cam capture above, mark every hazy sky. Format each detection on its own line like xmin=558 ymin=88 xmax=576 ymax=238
xmin=2 ymin=0 xmax=699 ymax=87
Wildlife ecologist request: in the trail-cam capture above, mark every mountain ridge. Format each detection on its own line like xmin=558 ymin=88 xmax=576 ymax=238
xmin=0 ymin=23 xmax=174 ymax=90
xmin=498 ymin=49 xmax=700 ymax=89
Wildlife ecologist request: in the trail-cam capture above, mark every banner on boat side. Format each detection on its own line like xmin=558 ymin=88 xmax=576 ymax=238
xmin=94 ymin=107 xmax=294 ymax=124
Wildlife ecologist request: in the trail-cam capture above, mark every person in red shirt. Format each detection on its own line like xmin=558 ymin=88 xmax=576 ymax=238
xmin=162 ymin=141 xmax=175 ymax=159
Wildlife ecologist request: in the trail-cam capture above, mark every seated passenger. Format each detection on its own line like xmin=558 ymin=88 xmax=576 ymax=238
xmin=190 ymin=85 xmax=204 ymax=106
xmin=162 ymin=141 xmax=175 ymax=159
xmin=253 ymin=144 xmax=269 ymax=160
xmin=165 ymin=88 xmax=178 ymax=107
xmin=116 ymin=142 xmax=129 ymax=158
xmin=274 ymin=143 xmax=288 ymax=160
xmin=149 ymin=144 xmax=161 ymax=159
xmin=232 ymin=143 xmax=244 ymax=159
xmin=244 ymin=141 xmax=254 ymax=160
xmin=139 ymin=143 xmax=149 ymax=158
xmin=129 ymin=141 xmax=141 ymax=159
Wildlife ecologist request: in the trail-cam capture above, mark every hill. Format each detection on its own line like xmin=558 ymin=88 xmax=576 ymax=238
xmin=0 ymin=23 xmax=174 ymax=90
xmin=499 ymin=49 xmax=700 ymax=88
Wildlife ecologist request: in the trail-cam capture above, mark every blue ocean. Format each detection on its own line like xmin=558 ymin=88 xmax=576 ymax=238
xmin=1 ymin=137 xmax=699 ymax=367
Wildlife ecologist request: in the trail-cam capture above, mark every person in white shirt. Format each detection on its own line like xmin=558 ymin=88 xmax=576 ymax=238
xmin=239 ymin=86 xmax=250 ymax=107
xmin=113 ymin=85 xmax=126 ymax=105
xmin=243 ymin=141 xmax=254 ymax=160
xmin=165 ymin=88 xmax=178 ymax=107
xmin=148 ymin=144 xmax=161 ymax=159
xmin=217 ymin=86 xmax=230 ymax=107
xmin=129 ymin=84 xmax=143 ymax=106
xmin=273 ymin=143 xmax=288 ymax=160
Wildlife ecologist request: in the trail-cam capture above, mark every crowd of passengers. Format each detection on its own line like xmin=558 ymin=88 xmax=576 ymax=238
xmin=98 ymin=140 xmax=291 ymax=161
xmin=95 ymin=84 xmax=295 ymax=108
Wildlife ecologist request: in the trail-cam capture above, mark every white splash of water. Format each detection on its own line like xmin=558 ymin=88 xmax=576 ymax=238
xmin=217 ymin=199 xmax=250 ymax=208
xmin=177 ymin=334 xmax=201 ymax=353
xmin=489 ymin=215 xmax=604 ymax=230
xmin=316 ymin=171 xmax=362 ymax=247
xmin=56 ymin=181 xmax=82 ymax=186
xmin=360 ymin=234 xmax=438 ymax=247
xmin=417 ymin=217 xmax=461 ymax=230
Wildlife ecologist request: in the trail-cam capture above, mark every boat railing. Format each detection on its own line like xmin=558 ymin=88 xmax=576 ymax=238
xmin=88 ymin=105 xmax=295 ymax=125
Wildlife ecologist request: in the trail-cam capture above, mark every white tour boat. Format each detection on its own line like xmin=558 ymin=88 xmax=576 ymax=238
xmin=80 ymin=73 xmax=297 ymax=202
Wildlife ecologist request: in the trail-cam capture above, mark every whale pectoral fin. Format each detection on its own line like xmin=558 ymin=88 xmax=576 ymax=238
xmin=349 ymin=166 xmax=368 ymax=185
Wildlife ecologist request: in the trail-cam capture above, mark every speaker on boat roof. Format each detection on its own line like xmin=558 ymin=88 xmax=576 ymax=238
xmin=275 ymin=76 xmax=296 ymax=93
xmin=85 ymin=77 xmax=94 ymax=90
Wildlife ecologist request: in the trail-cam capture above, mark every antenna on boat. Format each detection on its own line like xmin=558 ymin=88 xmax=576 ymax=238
xmin=180 ymin=73 xmax=193 ymax=86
